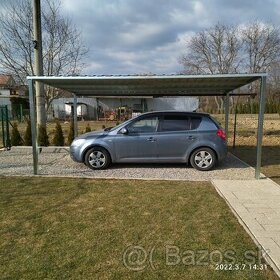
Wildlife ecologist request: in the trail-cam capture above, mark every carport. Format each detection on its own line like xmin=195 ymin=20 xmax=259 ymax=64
xmin=26 ymin=73 xmax=267 ymax=178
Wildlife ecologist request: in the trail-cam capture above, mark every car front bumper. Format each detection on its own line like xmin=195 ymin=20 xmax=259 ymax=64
xmin=70 ymin=145 xmax=83 ymax=162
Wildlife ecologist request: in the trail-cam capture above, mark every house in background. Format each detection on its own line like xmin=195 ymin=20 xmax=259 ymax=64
xmin=51 ymin=96 xmax=98 ymax=120
xmin=0 ymin=74 xmax=16 ymax=111
xmin=50 ymin=95 xmax=199 ymax=121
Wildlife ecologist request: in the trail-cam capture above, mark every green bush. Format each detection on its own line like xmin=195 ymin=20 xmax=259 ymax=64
xmin=24 ymin=120 xmax=32 ymax=146
xmin=52 ymin=121 xmax=64 ymax=146
xmin=67 ymin=121 xmax=75 ymax=145
xmin=11 ymin=122 xmax=22 ymax=146
xmin=234 ymin=101 xmax=280 ymax=114
xmin=38 ymin=125 xmax=49 ymax=146
xmin=84 ymin=123 xmax=91 ymax=133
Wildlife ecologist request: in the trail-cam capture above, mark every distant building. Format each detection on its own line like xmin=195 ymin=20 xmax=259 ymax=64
xmin=0 ymin=74 xmax=16 ymax=110
xmin=51 ymin=96 xmax=199 ymax=121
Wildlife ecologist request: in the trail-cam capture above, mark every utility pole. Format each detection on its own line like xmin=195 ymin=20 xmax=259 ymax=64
xmin=32 ymin=0 xmax=46 ymax=127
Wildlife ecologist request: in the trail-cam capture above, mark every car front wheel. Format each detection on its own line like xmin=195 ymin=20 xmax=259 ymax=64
xmin=190 ymin=148 xmax=216 ymax=171
xmin=85 ymin=147 xmax=111 ymax=170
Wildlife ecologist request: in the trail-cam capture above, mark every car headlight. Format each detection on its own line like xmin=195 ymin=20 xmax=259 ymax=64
xmin=71 ymin=139 xmax=86 ymax=146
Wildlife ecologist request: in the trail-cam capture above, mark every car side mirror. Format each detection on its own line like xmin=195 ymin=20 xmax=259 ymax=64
xmin=119 ymin=127 xmax=128 ymax=134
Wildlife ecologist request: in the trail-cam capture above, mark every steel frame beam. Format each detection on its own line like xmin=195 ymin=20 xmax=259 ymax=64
xmin=224 ymin=93 xmax=230 ymax=138
xmin=73 ymin=94 xmax=78 ymax=137
xmin=255 ymin=76 xmax=267 ymax=179
xmin=28 ymin=79 xmax=38 ymax=175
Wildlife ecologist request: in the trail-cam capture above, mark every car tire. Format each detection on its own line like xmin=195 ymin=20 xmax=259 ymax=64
xmin=84 ymin=147 xmax=111 ymax=170
xmin=190 ymin=147 xmax=216 ymax=171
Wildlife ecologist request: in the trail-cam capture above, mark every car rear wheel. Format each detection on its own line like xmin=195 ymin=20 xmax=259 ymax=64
xmin=85 ymin=147 xmax=111 ymax=170
xmin=190 ymin=148 xmax=216 ymax=171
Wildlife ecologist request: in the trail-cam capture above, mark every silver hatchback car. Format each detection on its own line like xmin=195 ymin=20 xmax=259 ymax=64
xmin=70 ymin=111 xmax=227 ymax=171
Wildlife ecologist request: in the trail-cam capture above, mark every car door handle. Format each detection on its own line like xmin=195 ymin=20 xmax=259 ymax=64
xmin=147 ymin=137 xmax=156 ymax=142
xmin=188 ymin=136 xmax=196 ymax=140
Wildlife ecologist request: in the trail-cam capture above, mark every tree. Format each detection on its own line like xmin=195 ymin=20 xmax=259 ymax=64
xmin=180 ymin=21 xmax=280 ymax=75
xmin=52 ymin=120 xmax=64 ymax=146
xmin=241 ymin=22 xmax=280 ymax=105
xmin=11 ymin=122 xmax=23 ymax=146
xmin=38 ymin=124 xmax=49 ymax=146
xmin=84 ymin=123 xmax=91 ymax=133
xmin=179 ymin=21 xmax=280 ymax=112
xmin=67 ymin=121 xmax=75 ymax=145
xmin=0 ymin=0 xmax=88 ymax=117
xmin=24 ymin=120 xmax=32 ymax=146
xmin=180 ymin=23 xmax=241 ymax=75
xmin=180 ymin=23 xmax=241 ymax=112
xmin=269 ymin=62 xmax=280 ymax=102
xmin=242 ymin=22 xmax=280 ymax=73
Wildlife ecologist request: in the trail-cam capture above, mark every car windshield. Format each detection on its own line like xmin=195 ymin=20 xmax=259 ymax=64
xmin=105 ymin=114 xmax=142 ymax=132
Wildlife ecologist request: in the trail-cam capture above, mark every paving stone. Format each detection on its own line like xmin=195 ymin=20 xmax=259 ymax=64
xmin=212 ymin=179 xmax=280 ymax=278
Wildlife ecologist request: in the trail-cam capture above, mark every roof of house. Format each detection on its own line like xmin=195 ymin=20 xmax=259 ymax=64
xmin=0 ymin=75 xmax=15 ymax=87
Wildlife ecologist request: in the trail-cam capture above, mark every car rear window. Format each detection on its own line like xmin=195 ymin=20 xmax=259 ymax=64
xmin=190 ymin=117 xmax=202 ymax=130
xmin=208 ymin=116 xmax=221 ymax=128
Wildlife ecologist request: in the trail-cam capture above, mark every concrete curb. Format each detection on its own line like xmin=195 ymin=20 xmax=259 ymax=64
xmin=9 ymin=146 xmax=70 ymax=153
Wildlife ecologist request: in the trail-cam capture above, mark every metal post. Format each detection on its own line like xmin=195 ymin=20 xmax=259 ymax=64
xmin=73 ymin=94 xmax=78 ymax=137
xmin=32 ymin=0 xmax=46 ymax=126
xmin=4 ymin=105 xmax=11 ymax=149
xmin=233 ymin=107 xmax=237 ymax=149
xmin=255 ymin=76 xmax=267 ymax=179
xmin=20 ymin=104 xmax=23 ymax=122
xmin=224 ymin=93 xmax=230 ymax=139
xmin=28 ymin=79 xmax=38 ymax=175
xmin=96 ymin=98 xmax=99 ymax=121
xmin=1 ymin=108 xmax=5 ymax=147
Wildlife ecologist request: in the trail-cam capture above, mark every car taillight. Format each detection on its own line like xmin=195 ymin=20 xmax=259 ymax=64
xmin=217 ymin=129 xmax=226 ymax=140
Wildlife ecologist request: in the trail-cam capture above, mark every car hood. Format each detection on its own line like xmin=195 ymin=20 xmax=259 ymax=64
xmin=76 ymin=130 xmax=107 ymax=140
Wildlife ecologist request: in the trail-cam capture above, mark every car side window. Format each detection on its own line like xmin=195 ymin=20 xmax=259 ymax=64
xmin=160 ymin=115 xmax=190 ymax=132
xmin=127 ymin=117 xmax=159 ymax=133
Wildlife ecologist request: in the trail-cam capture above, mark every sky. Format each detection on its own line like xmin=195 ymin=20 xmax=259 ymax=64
xmin=2 ymin=0 xmax=280 ymax=75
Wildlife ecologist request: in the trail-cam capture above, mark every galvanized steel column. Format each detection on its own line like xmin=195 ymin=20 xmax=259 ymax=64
xmin=28 ymin=79 xmax=38 ymax=175
xmin=32 ymin=0 xmax=46 ymax=127
xmin=73 ymin=94 xmax=78 ymax=137
xmin=255 ymin=76 xmax=267 ymax=179
xmin=224 ymin=93 xmax=230 ymax=139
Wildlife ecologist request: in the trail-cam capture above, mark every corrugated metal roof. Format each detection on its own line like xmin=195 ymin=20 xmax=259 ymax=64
xmin=27 ymin=73 xmax=267 ymax=97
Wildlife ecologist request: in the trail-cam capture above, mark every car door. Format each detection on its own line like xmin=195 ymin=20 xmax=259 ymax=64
xmin=114 ymin=116 xmax=159 ymax=162
xmin=156 ymin=114 xmax=194 ymax=161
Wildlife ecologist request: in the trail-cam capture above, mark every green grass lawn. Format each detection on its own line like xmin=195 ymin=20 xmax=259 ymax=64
xmin=0 ymin=177 xmax=278 ymax=280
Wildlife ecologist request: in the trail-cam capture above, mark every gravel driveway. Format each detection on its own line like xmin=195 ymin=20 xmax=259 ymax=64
xmin=0 ymin=147 xmax=256 ymax=181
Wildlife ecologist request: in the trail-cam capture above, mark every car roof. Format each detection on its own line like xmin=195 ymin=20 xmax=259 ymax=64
xmin=139 ymin=111 xmax=210 ymax=117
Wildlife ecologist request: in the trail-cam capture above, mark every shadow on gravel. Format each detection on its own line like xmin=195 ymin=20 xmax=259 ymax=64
xmin=108 ymin=154 xmax=249 ymax=170
xmin=230 ymin=145 xmax=280 ymax=167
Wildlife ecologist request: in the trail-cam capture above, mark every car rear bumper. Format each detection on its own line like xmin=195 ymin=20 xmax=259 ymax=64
xmin=217 ymin=142 xmax=228 ymax=161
